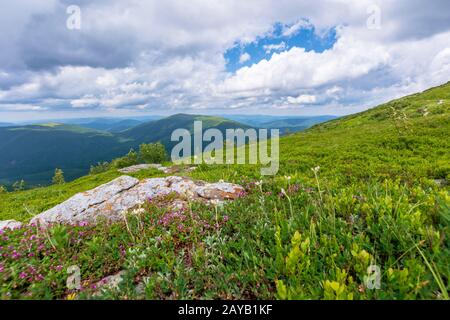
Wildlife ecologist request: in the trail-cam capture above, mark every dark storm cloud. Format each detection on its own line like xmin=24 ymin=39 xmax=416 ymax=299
xmin=385 ymin=0 xmax=450 ymax=41
xmin=18 ymin=4 xmax=138 ymax=70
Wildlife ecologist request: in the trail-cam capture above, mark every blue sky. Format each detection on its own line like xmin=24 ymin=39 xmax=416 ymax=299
xmin=225 ymin=21 xmax=337 ymax=73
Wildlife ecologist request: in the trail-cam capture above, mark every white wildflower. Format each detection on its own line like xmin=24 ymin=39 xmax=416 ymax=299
xmin=131 ymin=208 xmax=145 ymax=215
xmin=210 ymin=199 xmax=223 ymax=207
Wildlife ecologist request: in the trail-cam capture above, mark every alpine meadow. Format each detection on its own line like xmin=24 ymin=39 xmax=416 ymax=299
xmin=0 ymin=82 xmax=449 ymax=299
xmin=0 ymin=0 xmax=449 ymax=307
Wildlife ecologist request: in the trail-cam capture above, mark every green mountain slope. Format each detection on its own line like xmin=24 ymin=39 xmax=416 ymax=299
xmin=106 ymin=119 xmax=144 ymax=133
xmin=120 ymin=113 xmax=253 ymax=146
xmin=280 ymin=82 xmax=450 ymax=181
xmin=196 ymin=81 xmax=449 ymax=183
xmin=0 ymin=123 xmax=132 ymax=186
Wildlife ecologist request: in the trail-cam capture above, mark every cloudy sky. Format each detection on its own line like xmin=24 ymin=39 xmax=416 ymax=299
xmin=0 ymin=0 xmax=449 ymax=121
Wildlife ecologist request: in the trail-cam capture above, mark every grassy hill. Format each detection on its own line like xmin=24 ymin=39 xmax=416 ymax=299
xmin=120 ymin=113 xmax=253 ymax=148
xmin=0 ymin=83 xmax=449 ymax=300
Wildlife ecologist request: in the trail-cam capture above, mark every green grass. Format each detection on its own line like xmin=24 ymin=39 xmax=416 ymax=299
xmin=190 ymin=82 xmax=450 ymax=184
xmin=0 ymin=82 xmax=449 ymax=300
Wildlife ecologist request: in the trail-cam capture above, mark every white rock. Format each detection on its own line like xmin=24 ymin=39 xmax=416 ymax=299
xmin=31 ymin=176 xmax=139 ymax=225
xmin=93 ymin=271 xmax=126 ymax=296
xmin=433 ymin=179 xmax=447 ymax=187
xmin=118 ymin=164 xmax=162 ymax=174
xmin=118 ymin=164 xmax=197 ymax=175
xmin=197 ymin=182 xmax=244 ymax=200
xmin=30 ymin=175 xmax=245 ymax=226
xmin=0 ymin=220 xmax=23 ymax=231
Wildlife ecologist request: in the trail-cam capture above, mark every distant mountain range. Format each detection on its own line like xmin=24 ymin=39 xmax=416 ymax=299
xmin=10 ymin=116 xmax=163 ymax=132
xmin=0 ymin=114 xmax=334 ymax=187
xmin=260 ymin=116 xmax=337 ymax=134
xmin=222 ymin=115 xmax=337 ymax=134
xmin=70 ymin=119 xmax=144 ymax=133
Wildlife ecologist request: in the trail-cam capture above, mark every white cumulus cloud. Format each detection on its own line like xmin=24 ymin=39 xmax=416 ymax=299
xmin=287 ymin=94 xmax=317 ymax=104
xmin=239 ymin=53 xmax=251 ymax=64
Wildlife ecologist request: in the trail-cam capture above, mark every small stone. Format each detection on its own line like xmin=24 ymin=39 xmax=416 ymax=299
xmin=433 ymin=179 xmax=447 ymax=187
xmin=93 ymin=271 xmax=126 ymax=296
xmin=196 ymin=182 xmax=245 ymax=200
xmin=118 ymin=164 xmax=162 ymax=174
xmin=0 ymin=220 xmax=23 ymax=231
xmin=169 ymin=199 xmax=189 ymax=211
xmin=134 ymin=281 xmax=146 ymax=298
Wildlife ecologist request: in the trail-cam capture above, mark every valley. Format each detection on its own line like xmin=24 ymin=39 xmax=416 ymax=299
xmin=0 ymin=114 xmax=330 ymax=187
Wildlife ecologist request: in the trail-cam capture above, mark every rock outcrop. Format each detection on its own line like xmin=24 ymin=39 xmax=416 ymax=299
xmin=118 ymin=163 xmax=197 ymax=174
xmin=0 ymin=220 xmax=23 ymax=231
xmin=118 ymin=164 xmax=163 ymax=174
xmin=31 ymin=175 xmax=244 ymax=226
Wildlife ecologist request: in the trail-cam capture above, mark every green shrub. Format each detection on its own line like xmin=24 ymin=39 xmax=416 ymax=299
xmin=139 ymin=142 xmax=167 ymax=164
xmin=89 ymin=162 xmax=111 ymax=175
xmin=12 ymin=180 xmax=25 ymax=191
xmin=111 ymin=149 xmax=139 ymax=169
xmin=52 ymin=168 xmax=65 ymax=185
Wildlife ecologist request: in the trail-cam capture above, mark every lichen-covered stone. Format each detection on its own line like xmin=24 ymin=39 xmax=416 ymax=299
xmin=0 ymin=220 xmax=23 ymax=231
xmin=30 ymin=176 xmax=139 ymax=225
xmin=118 ymin=164 xmax=162 ymax=174
xmin=31 ymin=175 xmax=244 ymax=226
